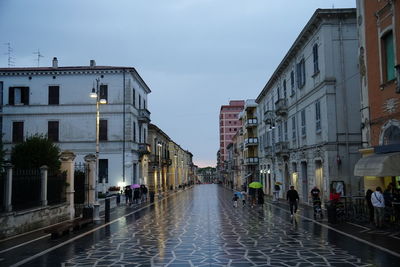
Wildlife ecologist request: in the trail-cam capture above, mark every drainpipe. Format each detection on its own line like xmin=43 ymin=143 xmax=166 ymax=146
xmin=338 ymin=17 xmax=351 ymax=195
xmin=123 ymin=69 xmax=126 ymax=183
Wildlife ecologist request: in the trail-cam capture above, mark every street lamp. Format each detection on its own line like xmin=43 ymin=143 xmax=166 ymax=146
xmin=90 ymin=77 xmax=107 ymax=222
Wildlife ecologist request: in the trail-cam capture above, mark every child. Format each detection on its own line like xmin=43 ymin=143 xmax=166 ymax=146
xmin=241 ymin=191 xmax=246 ymax=206
xmin=233 ymin=194 xmax=239 ymax=207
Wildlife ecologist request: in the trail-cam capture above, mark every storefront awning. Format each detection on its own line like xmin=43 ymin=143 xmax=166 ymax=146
xmin=354 ymin=152 xmax=400 ymax=176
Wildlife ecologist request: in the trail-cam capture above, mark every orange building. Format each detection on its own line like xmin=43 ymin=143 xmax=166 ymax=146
xmin=355 ymin=0 xmax=400 ymax=191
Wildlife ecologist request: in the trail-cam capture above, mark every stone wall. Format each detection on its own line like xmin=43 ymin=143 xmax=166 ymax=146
xmin=0 ymin=203 xmax=70 ymax=239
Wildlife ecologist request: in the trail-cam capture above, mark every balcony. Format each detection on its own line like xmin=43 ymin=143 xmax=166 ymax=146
xmin=239 ymin=128 xmax=243 ymax=136
xmin=275 ymin=99 xmax=288 ymax=117
xmin=138 ymin=109 xmax=151 ymax=123
xmin=275 ymin=141 xmax=289 ymax=156
xmin=245 ymin=118 xmax=258 ymax=128
xmin=264 ymin=110 xmax=274 ymax=124
xmin=245 ymin=157 xmax=259 ymax=165
xmin=244 ymin=137 xmax=258 ymax=147
xmin=138 ymin=143 xmax=150 ymax=156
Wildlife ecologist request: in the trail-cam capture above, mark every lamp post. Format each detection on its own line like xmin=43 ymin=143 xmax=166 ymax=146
xmin=90 ymin=77 xmax=106 ymax=222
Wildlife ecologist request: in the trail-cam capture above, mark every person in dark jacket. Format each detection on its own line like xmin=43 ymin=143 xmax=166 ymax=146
xmin=257 ymin=188 xmax=264 ymax=205
xmin=365 ymin=189 xmax=374 ymax=223
xmin=287 ymin=186 xmax=300 ymax=217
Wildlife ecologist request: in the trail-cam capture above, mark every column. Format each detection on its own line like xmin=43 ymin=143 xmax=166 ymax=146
xmin=60 ymin=151 xmax=76 ymax=220
xmin=4 ymin=163 xmax=12 ymax=212
xmin=40 ymin=165 xmax=48 ymax=206
xmin=84 ymin=154 xmax=96 ymax=206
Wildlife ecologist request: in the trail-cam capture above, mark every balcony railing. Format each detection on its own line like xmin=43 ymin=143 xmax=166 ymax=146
xmin=275 ymin=99 xmax=288 ymax=117
xmin=245 ymin=157 xmax=259 ymax=165
xmin=138 ymin=143 xmax=151 ymax=156
xmin=138 ymin=109 xmax=151 ymax=123
xmin=275 ymin=141 xmax=289 ymax=156
xmin=244 ymin=137 xmax=258 ymax=147
xmin=245 ymin=118 xmax=258 ymax=128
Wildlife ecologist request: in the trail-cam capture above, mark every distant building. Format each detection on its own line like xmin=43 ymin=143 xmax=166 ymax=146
xmin=354 ymin=1 xmax=400 ymax=190
xmin=218 ymin=100 xmax=245 ymax=167
xmin=256 ymin=9 xmax=362 ymax=202
xmin=0 ymin=58 xmax=151 ymax=189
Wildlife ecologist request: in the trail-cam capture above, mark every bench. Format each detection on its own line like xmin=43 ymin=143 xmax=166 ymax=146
xmin=44 ymin=217 xmax=94 ymax=239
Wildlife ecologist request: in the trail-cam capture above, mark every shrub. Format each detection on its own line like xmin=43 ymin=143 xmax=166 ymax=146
xmin=11 ymin=134 xmax=61 ymax=172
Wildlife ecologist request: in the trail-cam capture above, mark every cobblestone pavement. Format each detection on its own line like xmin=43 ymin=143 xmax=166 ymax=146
xmin=40 ymin=185 xmax=394 ymax=267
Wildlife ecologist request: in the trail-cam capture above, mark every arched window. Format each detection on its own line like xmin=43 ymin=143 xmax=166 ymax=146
xmin=383 ymin=125 xmax=400 ymax=145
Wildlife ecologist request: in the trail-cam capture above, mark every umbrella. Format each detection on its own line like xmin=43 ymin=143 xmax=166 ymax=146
xmin=275 ymin=182 xmax=282 ymax=185
xmin=130 ymin=184 xmax=140 ymax=189
xmin=248 ymin=182 xmax=263 ymax=189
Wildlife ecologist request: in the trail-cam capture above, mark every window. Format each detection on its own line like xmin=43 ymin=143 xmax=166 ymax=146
xmin=313 ymin=43 xmax=319 ymax=74
xmin=290 ymin=71 xmax=295 ymax=95
xmin=48 ymin=121 xmax=59 ymax=142
xmin=296 ymin=59 xmax=306 ymax=88
xmin=278 ymin=124 xmax=282 ymax=142
xmin=382 ymin=31 xmax=395 ymax=81
xmin=9 ymin=87 xmax=29 ymax=105
xmin=100 ymin=84 xmax=108 ymax=102
xmin=48 ymin=86 xmax=59 ymax=105
xmin=139 ymin=95 xmax=142 ymax=109
xmin=133 ymin=88 xmax=136 ymax=107
xmin=315 ymin=101 xmax=321 ymax=132
xmin=144 ymin=99 xmax=146 ymax=109
xmin=291 ymin=116 xmax=296 ymax=143
xmin=99 ymin=120 xmax=107 ymax=141
xmin=284 ymin=120 xmax=288 ymax=141
xmin=139 ymin=124 xmax=142 ymax=143
xmin=383 ymin=125 xmax=400 ymax=145
xmin=301 ymin=109 xmax=306 ymax=137
xmin=99 ymin=159 xmax=108 ymax=183
xmin=12 ymin=121 xmax=24 ymax=143
xmin=133 ymin=121 xmax=136 ymax=142
xmin=283 ymin=80 xmax=287 ymax=99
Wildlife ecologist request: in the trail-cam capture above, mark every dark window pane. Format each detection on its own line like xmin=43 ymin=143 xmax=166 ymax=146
xmin=48 ymin=86 xmax=59 ymax=105
xmin=48 ymin=121 xmax=59 ymax=142
xmin=12 ymin=121 xmax=23 ymax=143
xmin=99 ymin=120 xmax=107 ymax=141
xmin=99 ymin=159 xmax=108 ymax=183
xmin=100 ymin=85 xmax=108 ymax=102
xmin=383 ymin=32 xmax=395 ymax=81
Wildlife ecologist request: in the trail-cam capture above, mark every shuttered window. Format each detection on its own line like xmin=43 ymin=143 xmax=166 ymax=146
xmin=382 ymin=31 xmax=395 ymax=81
xmin=9 ymin=87 xmax=29 ymax=105
xmin=48 ymin=86 xmax=59 ymax=105
xmin=99 ymin=120 xmax=107 ymax=141
xmin=12 ymin=121 xmax=24 ymax=143
xmin=48 ymin=121 xmax=59 ymax=142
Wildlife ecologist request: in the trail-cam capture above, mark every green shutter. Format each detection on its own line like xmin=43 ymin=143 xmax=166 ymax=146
xmin=385 ymin=32 xmax=395 ymax=81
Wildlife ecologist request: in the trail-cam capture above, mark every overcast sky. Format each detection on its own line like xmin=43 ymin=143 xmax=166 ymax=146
xmin=0 ymin=0 xmax=355 ymax=167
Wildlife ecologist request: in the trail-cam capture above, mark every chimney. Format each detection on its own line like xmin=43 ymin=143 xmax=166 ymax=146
xmin=90 ymin=60 xmax=96 ymax=67
xmin=52 ymin=57 xmax=58 ymax=68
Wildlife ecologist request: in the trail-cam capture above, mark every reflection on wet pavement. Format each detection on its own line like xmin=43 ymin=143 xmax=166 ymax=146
xmin=60 ymin=185 xmax=378 ymax=266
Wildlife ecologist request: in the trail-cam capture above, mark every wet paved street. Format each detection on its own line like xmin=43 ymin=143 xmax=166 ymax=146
xmin=5 ymin=184 xmax=400 ymax=266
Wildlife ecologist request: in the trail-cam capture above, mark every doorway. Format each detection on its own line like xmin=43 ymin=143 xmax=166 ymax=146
xmin=301 ymin=161 xmax=308 ymax=203
xmin=315 ymin=160 xmax=324 ymax=201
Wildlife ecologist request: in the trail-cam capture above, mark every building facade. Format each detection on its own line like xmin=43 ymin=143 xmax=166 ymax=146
xmin=219 ymin=100 xmax=245 ymax=167
xmin=256 ymin=9 xmax=362 ymax=203
xmin=0 ymin=58 xmax=151 ymax=190
xmin=354 ymin=0 xmax=400 ymax=190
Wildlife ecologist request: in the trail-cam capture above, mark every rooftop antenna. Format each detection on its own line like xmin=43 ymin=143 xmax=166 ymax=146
xmin=33 ymin=49 xmax=44 ymax=67
xmin=4 ymin=42 xmax=15 ymax=67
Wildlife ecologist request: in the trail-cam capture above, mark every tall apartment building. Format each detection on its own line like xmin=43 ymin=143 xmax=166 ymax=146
xmin=256 ymin=9 xmax=361 ymax=203
xmin=219 ymin=100 xmax=245 ymax=167
xmin=354 ymin=0 xmax=400 ymax=190
xmin=0 ymin=58 xmax=151 ymax=189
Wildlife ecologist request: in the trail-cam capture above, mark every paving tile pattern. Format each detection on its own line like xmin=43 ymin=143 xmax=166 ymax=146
xmin=62 ymin=186 xmax=371 ymax=266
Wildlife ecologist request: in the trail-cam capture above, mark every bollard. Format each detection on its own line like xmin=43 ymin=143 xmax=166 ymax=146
xmin=150 ymin=191 xmax=155 ymax=203
xmin=116 ymin=194 xmax=121 ymax=205
xmin=105 ymin=197 xmax=110 ymax=222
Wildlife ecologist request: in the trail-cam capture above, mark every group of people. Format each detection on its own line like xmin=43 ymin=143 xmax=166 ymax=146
xmin=232 ymin=188 xmax=264 ymax=208
xmin=366 ymin=183 xmax=400 ymax=228
xmin=124 ymin=185 xmax=148 ymax=205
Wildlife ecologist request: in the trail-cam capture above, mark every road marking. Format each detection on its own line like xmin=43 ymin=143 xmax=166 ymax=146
xmin=9 ymin=189 xmax=186 ymax=267
xmin=267 ymin=202 xmax=400 ymax=259
xmin=346 ymin=222 xmax=371 ymax=231
xmin=0 ymin=234 xmax=51 ymax=254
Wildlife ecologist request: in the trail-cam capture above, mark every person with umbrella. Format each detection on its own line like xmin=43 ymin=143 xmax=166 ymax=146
xmin=249 ymin=182 xmax=263 ymax=207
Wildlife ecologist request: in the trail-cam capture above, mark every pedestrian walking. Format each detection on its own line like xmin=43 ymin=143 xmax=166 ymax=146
xmin=240 ymin=190 xmax=247 ymax=206
xmin=257 ymin=188 xmax=264 ymax=205
xmin=287 ymin=186 xmax=299 ymax=218
xmin=371 ymin=187 xmax=385 ymax=228
xmin=365 ymin=189 xmax=374 ymax=224
xmin=133 ymin=187 xmax=140 ymax=204
xmin=140 ymin=185 xmax=148 ymax=202
xmin=273 ymin=183 xmax=281 ymax=202
xmin=232 ymin=194 xmax=239 ymax=207
xmin=249 ymin=187 xmax=256 ymax=207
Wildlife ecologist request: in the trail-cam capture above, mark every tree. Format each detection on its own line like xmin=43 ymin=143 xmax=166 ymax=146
xmin=11 ymin=134 xmax=61 ymax=172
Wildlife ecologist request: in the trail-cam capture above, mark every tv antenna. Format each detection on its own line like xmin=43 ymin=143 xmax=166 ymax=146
xmin=33 ymin=49 xmax=44 ymax=67
xmin=4 ymin=42 xmax=15 ymax=67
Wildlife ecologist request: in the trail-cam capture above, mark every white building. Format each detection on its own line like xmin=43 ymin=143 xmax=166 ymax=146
xmin=256 ymin=9 xmax=362 ymax=203
xmin=0 ymin=58 xmax=151 ymax=190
